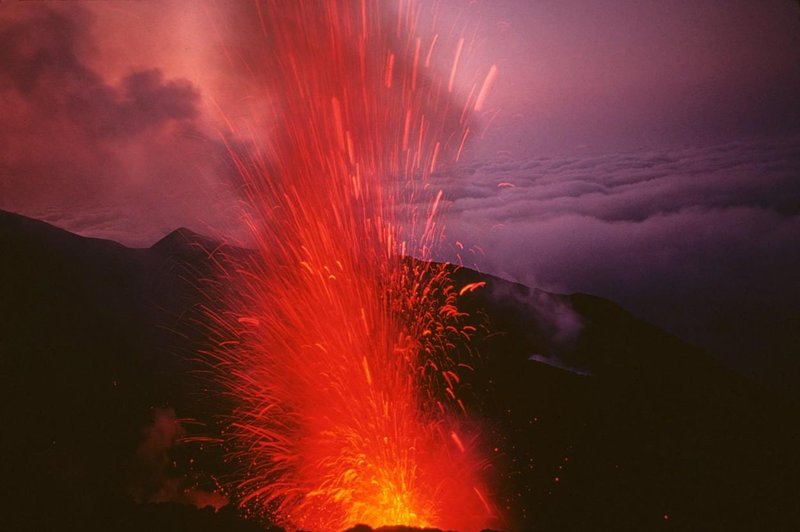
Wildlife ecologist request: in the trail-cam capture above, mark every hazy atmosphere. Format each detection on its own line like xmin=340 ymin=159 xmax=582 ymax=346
xmin=2 ymin=0 xmax=799 ymax=395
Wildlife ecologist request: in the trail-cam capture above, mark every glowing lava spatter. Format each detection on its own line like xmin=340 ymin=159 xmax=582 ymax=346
xmin=212 ymin=2 xmax=498 ymax=530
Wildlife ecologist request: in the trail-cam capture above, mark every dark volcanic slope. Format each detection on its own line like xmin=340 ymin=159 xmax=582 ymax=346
xmin=1 ymin=209 xmax=798 ymax=532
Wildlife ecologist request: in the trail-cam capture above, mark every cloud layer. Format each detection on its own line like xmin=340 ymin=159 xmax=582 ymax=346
xmin=433 ymin=136 xmax=800 ymax=395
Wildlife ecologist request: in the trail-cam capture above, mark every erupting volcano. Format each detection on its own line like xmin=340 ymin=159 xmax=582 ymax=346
xmin=209 ymin=1 xmax=500 ymax=530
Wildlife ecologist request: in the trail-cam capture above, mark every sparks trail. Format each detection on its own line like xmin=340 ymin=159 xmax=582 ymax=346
xmin=210 ymin=2 xmax=499 ymax=530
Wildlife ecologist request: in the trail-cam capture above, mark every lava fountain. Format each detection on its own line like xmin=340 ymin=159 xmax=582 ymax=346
xmin=211 ymin=1 xmax=499 ymax=530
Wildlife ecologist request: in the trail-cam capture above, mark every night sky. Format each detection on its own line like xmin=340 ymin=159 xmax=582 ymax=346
xmin=1 ymin=1 xmax=799 ymax=396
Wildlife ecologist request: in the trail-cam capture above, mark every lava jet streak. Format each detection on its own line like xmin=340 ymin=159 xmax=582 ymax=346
xmin=212 ymin=1 xmax=499 ymax=530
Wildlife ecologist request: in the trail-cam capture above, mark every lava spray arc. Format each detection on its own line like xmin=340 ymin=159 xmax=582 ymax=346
xmin=212 ymin=1 xmax=500 ymax=530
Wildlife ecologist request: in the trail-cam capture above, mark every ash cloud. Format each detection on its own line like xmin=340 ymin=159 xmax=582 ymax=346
xmin=487 ymin=280 xmax=589 ymax=376
xmin=0 ymin=5 xmax=242 ymax=246
xmin=434 ymin=136 xmax=800 ymax=395
xmin=130 ymin=407 xmax=228 ymax=511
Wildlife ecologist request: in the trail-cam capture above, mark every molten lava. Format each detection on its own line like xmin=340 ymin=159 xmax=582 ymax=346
xmin=212 ymin=2 xmax=499 ymax=530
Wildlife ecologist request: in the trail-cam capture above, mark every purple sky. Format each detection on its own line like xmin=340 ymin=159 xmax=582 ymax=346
xmin=462 ymin=0 xmax=800 ymax=156
xmin=1 ymin=1 xmax=799 ymax=395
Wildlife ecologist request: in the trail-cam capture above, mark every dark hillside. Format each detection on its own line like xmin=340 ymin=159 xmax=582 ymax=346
xmin=1 ymin=209 xmax=798 ymax=531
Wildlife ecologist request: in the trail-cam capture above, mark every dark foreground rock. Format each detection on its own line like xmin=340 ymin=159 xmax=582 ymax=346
xmin=2 ymin=209 xmax=799 ymax=531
